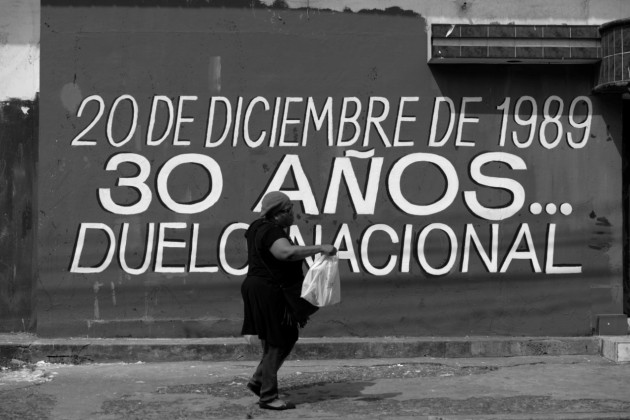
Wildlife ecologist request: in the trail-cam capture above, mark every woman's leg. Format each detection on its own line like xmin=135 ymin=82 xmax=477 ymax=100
xmin=248 ymin=340 xmax=265 ymax=392
xmin=258 ymin=340 xmax=296 ymax=403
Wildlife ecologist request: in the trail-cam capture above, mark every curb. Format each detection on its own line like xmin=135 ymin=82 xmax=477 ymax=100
xmin=601 ymin=336 xmax=630 ymax=362
xmin=0 ymin=335 xmax=611 ymax=364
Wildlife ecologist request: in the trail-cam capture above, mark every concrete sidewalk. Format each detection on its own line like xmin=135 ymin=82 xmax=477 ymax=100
xmin=2 ymin=334 xmax=630 ymax=419
xmin=1 ymin=354 xmax=630 ymax=419
xmin=1 ymin=334 xmax=629 ymax=364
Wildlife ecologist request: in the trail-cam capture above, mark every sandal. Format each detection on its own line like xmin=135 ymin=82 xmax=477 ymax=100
xmin=259 ymin=399 xmax=296 ymax=410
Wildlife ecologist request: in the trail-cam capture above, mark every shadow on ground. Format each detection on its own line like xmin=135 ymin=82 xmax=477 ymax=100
xmin=285 ymin=380 xmax=400 ymax=404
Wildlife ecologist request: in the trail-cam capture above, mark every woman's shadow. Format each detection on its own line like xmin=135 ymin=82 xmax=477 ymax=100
xmin=283 ymin=380 xmax=401 ymax=404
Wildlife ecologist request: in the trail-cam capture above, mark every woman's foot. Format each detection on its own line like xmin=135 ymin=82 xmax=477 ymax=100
xmin=259 ymin=399 xmax=296 ymax=410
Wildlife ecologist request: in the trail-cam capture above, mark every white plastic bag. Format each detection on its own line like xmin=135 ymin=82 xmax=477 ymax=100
xmin=300 ymin=255 xmax=340 ymax=307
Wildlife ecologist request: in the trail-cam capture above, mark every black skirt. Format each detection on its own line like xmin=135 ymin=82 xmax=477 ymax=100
xmin=241 ymin=275 xmax=298 ymax=347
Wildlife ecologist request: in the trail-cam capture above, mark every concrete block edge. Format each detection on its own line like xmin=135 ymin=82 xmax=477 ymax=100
xmin=599 ymin=335 xmax=630 ymax=362
xmin=0 ymin=335 xmax=611 ymax=364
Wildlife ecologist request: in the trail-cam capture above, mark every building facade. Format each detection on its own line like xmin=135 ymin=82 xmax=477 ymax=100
xmin=2 ymin=0 xmax=630 ymax=337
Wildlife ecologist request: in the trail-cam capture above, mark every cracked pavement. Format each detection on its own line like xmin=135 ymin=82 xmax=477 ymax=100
xmin=1 ymin=355 xmax=629 ymax=419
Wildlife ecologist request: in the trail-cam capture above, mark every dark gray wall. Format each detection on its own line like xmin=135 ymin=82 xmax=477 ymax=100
xmin=37 ymin=3 xmax=623 ymax=337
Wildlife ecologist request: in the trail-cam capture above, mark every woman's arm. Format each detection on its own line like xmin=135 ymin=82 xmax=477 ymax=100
xmin=269 ymin=238 xmax=336 ymax=261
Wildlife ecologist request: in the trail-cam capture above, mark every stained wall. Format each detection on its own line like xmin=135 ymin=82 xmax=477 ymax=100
xmin=0 ymin=0 xmax=38 ymax=332
xmin=6 ymin=0 xmax=630 ymax=337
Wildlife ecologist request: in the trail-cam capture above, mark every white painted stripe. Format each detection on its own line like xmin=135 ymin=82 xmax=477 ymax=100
xmin=0 ymin=44 xmax=39 ymax=101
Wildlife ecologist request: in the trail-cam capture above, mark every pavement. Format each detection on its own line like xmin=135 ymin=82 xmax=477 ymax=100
xmin=1 ymin=333 xmax=630 ymax=419
xmin=1 ymin=353 xmax=630 ymax=419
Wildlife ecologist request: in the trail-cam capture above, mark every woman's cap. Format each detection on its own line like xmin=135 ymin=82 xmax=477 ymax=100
xmin=260 ymin=191 xmax=291 ymax=217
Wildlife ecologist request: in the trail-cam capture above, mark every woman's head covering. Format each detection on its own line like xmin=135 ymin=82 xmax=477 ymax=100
xmin=260 ymin=191 xmax=291 ymax=218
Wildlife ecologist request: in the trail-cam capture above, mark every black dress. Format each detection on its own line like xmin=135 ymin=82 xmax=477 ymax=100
xmin=240 ymin=219 xmax=302 ymax=347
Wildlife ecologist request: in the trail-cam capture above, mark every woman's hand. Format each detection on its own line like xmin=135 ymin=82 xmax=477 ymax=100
xmin=320 ymin=244 xmax=337 ymax=256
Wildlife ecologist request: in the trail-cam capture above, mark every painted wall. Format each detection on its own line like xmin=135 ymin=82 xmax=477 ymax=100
xmin=33 ymin=1 xmax=630 ymax=337
xmin=0 ymin=0 xmax=39 ymax=333
xmin=0 ymin=0 xmax=39 ymax=102
xmin=281 ymin=0 xmax=630 ymax=24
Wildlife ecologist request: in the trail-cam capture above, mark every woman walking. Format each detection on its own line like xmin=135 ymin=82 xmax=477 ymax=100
xmin=241 ymin=191 xmax=336 ymax=410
